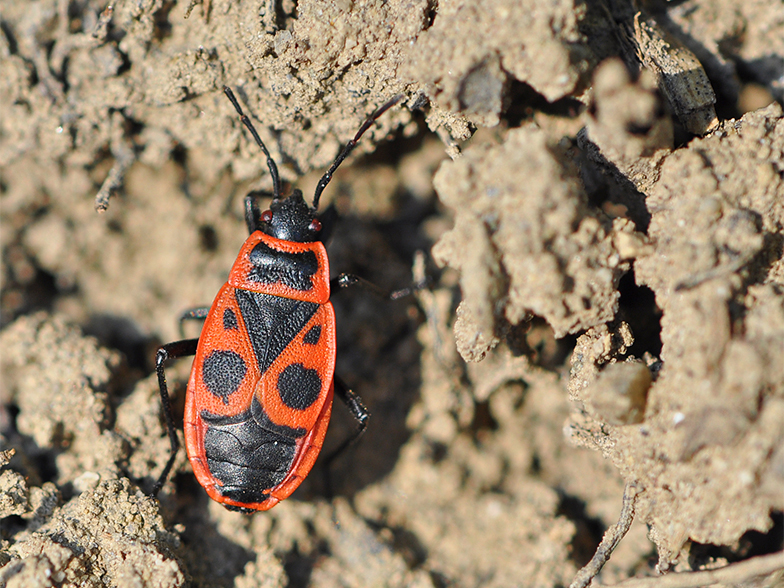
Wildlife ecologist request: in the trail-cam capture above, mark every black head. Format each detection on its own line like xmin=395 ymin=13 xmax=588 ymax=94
xmin=260 ymin=191 xmax=322 ymax=243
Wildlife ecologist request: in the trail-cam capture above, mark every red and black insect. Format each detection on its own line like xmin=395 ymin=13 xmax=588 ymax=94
xmin=153 ymin=87 xmax=404 ymax=512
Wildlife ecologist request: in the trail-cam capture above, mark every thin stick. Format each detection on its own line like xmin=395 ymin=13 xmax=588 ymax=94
xmin=607 ymin=550 xmax=784 ymax=588
xmin=94 ymin=112 xmax=135 ymax=212
xmin=570 ymin=483 xmax=640 ymax=588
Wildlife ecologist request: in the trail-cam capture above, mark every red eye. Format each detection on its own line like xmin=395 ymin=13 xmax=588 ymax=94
xmin=309 ymin=218 xmax=322 ymax=232
xmin=261 ymin=210 xmax=273 ymax=222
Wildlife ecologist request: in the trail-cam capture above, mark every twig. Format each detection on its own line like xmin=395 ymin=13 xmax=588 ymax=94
xmin=617 ymin=11 xmax=718 ymax=135
xmin=91 ymin=4 xmax=114 ymax=40
xmin=184 ymin=0 xmax=211 ymax=20
xmin=570 ymin=482 xmax=640 ymax=588
xmin=606 ymin=550 xmax=784 ymax=588
xmin=674 ymin=250 xmax=754 ymax=291
xmin=94 ymin=112 xmax=135 ymax=213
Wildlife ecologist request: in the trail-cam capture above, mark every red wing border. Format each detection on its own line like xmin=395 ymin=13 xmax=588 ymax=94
xmin=183 ymin=283 xmax=336 ymax=511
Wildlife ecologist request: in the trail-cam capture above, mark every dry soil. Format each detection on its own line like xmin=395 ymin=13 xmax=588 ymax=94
xmin=1 ymin=0 xmax=783 ymax=587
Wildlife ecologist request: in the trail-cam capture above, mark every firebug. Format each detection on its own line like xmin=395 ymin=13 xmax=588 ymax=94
xmin=153 ymin=87 xmax=405 ymax=512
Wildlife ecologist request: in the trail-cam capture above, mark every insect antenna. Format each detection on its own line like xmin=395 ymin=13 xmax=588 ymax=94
xmin=311 ymin=94 xmax=405 ymax=210
xmin=224 ymin=86 xmax=282 ymax=200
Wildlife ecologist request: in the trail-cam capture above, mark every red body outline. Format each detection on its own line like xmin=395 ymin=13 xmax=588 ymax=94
xmin=153 ymin=88 xmax=400 ymax=512
xmin=184 ymin=233 xmax=336 ymax=511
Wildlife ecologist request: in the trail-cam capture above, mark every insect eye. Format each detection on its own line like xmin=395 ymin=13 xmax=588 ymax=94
xmin=309 ymin=218 xmax=322 ymax=232
xmin=261 ymin=210 xmax=273 ymax=222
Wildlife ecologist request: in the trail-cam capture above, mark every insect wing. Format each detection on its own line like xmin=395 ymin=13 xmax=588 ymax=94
xmin=252 ymin=302 xmax=336 ymax=434
xmin=187 ymin=283 xmax=258 ymax=420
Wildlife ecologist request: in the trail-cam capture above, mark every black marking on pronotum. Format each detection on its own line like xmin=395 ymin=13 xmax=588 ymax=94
xmin=202 ymin=350 xmax=247 ymax=404
xmin=278 ymin=363 xmax=322 ymax=410
xmin=247 ymin=239 xmax=319 ymax=291
xmin=223 ymin=308 xmax=238 ymax=330
xmin=303 ymin=324 xmax=322 ymax=345
xmin=235 ymin=290 xmax=318 ymax=374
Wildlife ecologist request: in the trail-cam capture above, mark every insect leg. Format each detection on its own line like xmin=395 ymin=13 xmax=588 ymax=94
xmin=177 ymin=307 xmax=210 ymax=338
xmin=322 ymin=375 xmax=369 ymax=497
xmin=332 ymin=375 xmax=369 ymax=444
xmin=331 ymin=273 xmax=427 ymax=300
xmin=152 ymin=338 xmax=199 ymax=496
xmin=244 ymin=190 xmax=277 ymax=234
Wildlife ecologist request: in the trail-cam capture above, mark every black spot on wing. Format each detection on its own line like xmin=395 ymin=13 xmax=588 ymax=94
xmin=278 ymin=363 xmax=321 ymax=410
xmin=202 ymin=350 xmax=247 ymax=404
xmin=248 ymin=240 xmax=319 ymax=291
xmin=235 ymin=290 xmax=318 ymax=374
xmin=223 ymin=308 xmax=238 ymax=330
xmin=303 ymin=324 xmax=322 ymax=345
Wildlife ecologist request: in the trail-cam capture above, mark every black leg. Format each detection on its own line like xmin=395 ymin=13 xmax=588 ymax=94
xmin=243 ymin=190 xmax=276 ymax=234
xmin=331 ymin=273 xmax=426 ymax=301
xmin=316 ymin=203 xmax=339 ymax=244
xmin=152 ymin=338 xmax=199 ymax=497
xmin=245 ymin=192 xmax=263 ymax=234
xmin=322 ymin=375 xmax=369 ymax=498
xmin=177 ymin=307 xmax=210 ymax=338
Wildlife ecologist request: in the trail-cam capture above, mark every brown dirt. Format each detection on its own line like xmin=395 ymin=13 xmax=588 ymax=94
xmin=1 ymin=0 xmax=783 ymax=587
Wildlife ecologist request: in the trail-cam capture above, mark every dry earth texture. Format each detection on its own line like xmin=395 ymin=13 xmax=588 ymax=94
xmin=1 ymin=0 xmax=783 ymax=587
